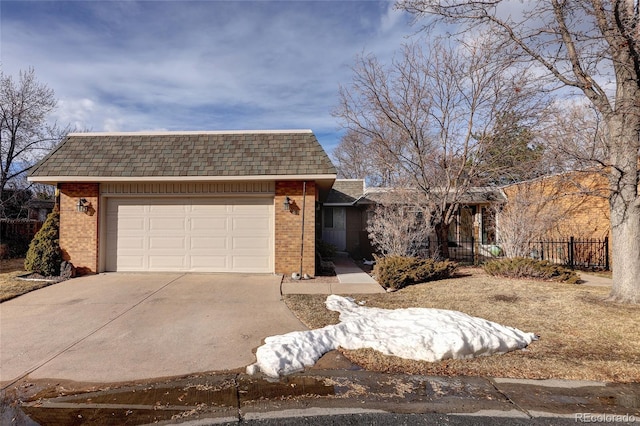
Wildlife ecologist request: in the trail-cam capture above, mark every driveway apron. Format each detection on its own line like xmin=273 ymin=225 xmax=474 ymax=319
xmin=0 ymin=273 xmax=306 ymax=386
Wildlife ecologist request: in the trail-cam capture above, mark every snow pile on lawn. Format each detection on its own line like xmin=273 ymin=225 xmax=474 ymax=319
xmin=248 ymin=295 xmax=537 ymax=378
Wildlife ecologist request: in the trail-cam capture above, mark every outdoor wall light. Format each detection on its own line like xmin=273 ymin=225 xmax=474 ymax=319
xmin=77 ymin=198 xmax=90 ymax=213
xmin=283 ymin=196 xmax=292 ymax=212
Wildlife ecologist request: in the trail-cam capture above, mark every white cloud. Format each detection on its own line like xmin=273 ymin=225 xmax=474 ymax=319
xmin=2 ymin=1 xmax=416 ymax=148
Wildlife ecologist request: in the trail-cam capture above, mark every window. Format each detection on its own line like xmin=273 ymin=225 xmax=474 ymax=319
xmin=482 ymin=206 xmax=496 ymax=245
xmin=323 ymin=207 xmax=345 ymax=230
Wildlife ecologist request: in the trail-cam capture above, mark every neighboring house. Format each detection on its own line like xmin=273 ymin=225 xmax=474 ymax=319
xmin=27 ymin=199 xmax=55 ymax=221
xmin=500 ymin=171 xmax=610 ymax=240
xmin=27 ymin=130 xmax=336 ymax=276
xmin=322 ymin=179 xmax=505 ymax=260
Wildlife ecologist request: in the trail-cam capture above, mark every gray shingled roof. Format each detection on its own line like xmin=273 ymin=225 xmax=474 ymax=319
xmin=28 ymin=130 xmax=336 ymax=179
xmin=356 ymin=187 xmax=506 ymax=205
xmin=325 ymin=179 xmax=365 ymax=204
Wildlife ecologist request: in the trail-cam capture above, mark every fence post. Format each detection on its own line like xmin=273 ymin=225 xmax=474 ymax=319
xmin=604 ymin=236 xmax=609 ymax=271
xmin=568 ymin=236 xmax=574 ymax=269
xmin=471 ymin=236 xmax=476 ymax=265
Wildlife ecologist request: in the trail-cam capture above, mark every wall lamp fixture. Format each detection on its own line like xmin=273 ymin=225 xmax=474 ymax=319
xmin=77 ymin=198 xmax=90 ymax=213
xmin=283 ymin=196 xmax=292 ymax=212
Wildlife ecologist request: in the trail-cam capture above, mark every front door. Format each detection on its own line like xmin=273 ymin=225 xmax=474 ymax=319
xmin=322 ymin=207 xmax=346 ymax=251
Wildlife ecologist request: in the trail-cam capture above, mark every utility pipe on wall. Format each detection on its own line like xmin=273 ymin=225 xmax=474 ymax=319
xmin=299 ymin=181 xmax=306 ymax=278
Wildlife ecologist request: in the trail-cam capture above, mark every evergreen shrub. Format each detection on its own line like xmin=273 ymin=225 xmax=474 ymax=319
xmin=24 ymin=210 xmax=62 ymax=276
xmin=483 ymin=257 xmax=580 ymax=284
xmin=374 ymin=255 xmax=457 ymax=290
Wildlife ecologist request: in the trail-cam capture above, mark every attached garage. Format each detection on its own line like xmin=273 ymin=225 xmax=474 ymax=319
xmin=27 ymin=130 xmax=337 ymax=276
xmin=105 ymin=197 xmax=274 ymax=272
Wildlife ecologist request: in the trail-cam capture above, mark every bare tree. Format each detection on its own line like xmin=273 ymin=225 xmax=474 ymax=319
xmin=399 ymin=0 xmax=640 ymax=303
xmin=0 ymin=68 xmax=65 ymax=217
xmin=335 ymin=37 xmax=550 ymax=257
xmin=498 ymin=181 xmax=568 ymax=258
xmin=367 ymin=190 xmax=435 ymax=257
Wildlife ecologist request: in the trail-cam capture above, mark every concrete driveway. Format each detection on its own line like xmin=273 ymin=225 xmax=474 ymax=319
xmin=0 ymin=273 xmax=306 ymax=387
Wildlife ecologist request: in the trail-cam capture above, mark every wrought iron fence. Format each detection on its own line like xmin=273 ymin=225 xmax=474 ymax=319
xmin=527 ymin=237 xmax=609 ymax=270
xmin=436 ymin=236 xmax=610 ymax=270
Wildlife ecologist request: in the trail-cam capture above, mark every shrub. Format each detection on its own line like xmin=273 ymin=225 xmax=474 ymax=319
xmin=24 ymin=210 xmax=62 ymax=276
xmin=483 ymin=257 xmax=580 ymax=284
xmin=316 ymin=239 xmax=337 ymax=260
xmin=373 ymin=255 xmax=457 ymax=290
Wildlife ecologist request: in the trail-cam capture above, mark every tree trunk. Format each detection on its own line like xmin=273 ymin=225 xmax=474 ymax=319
xmin=607 ymin=115 xmax=640 ymax=304
xmin=609 ymin=207 xmax=640 ymax=303
xmin=435 ymin=222 xmax=450 ymax=260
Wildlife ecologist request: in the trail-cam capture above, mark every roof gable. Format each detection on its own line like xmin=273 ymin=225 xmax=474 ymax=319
xmin=29 ymin=130 xmax=336 ymax=180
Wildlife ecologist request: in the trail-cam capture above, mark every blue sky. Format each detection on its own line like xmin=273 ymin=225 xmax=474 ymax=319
xmin=1 ymin=0 xmax=416 ymax=154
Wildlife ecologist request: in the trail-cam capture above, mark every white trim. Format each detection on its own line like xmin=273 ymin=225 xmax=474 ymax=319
xmin=67 ymin=129 xmax=313 ymax=137
xmin=28 ymin=174 xmax=337 ymax=183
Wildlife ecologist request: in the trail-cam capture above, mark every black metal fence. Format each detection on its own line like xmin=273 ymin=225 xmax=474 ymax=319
xmin=440 ymin=236 xmax=610 ymax=270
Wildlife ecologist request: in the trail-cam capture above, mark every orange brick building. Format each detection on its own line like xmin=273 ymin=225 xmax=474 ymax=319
xmin=501 ymin=171 xmax=611 ymax=240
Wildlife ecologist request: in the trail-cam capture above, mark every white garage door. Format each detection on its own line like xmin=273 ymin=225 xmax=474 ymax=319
xmin=105 ymin=198 xmax=273 ymax=273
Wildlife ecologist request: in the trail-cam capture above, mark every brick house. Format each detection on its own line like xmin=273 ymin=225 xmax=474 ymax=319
xmin=27 ymin=130 xmax=336 ymax=276
xmin=322 ymin=179 xmax=505 ymax=260
xmin=501 ymin=171 xmax=611 ymax=240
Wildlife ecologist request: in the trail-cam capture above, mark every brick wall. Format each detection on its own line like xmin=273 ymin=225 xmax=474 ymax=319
xmin=275 ymin=181 xmax=316 ymax=276
xmin=502 ymin=172 xmax=610 ymax=239
xmin=59 ymin=183 xmax=99 ymax=275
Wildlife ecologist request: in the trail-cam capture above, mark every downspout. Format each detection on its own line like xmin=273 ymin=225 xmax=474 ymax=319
xmin=299 ymin=181 xmax=306 ymax=278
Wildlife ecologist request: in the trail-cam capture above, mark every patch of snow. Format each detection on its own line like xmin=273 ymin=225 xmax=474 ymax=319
xmin=248 ymin=295 xmax=538 ymax=378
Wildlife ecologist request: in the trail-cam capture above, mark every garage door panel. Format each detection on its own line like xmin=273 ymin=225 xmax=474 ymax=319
xmin=190 ymin=255 xmax=228 ymax=270
xmin=232 ymin=217 xmax=270 ymax=231
xmin=149 ymin=204 xmax=187 ymax=214
xmin=190 ymin=204 xmax=227 ymax=214
xmin=191 ymin=217 xmax=227 ymax=231
xmin=118 ymin=217 xmax=146 ymax=231
xmin=190 ymin=236 xmax=227 ymax=250
xmin=232 ymin=202 xmax=271 ymax=214
xmin=106 ymin=197 xmax=273 ymax=272
xmin=232 ymin=256 xmax=271 ymax=270
xmin=117 ymin=256 xmax=146 ymax=270
xmin=149 ymin=255 xmax=186 ymax=269
xmin=118 ymin=236 xmax=145 ymax=250
xmin=232 ymin=236 xmax=270 ymax=250
xmin=149 ymin=236 xmax=187 ymax=250
xmin=149 ymin=217 xmax=186 ymax=231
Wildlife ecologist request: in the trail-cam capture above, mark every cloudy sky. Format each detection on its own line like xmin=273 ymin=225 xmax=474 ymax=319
xmin=1 ymin=0 xmax=417 ymax=154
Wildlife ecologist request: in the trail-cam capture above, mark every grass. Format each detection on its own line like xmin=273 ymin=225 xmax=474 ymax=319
xmin=284 ymin=267 xmax=640 ymax=383
xmin=0 ymin=258 xmax=57 ymax=302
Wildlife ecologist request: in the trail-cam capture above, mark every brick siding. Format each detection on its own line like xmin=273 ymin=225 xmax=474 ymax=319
xmin=502 ymin=172 xmax=610 ymax=240
xmin=275 ymin=181 xmax=316 ymax=276
xmin=59 ymin=183 xmax=99 ymax=275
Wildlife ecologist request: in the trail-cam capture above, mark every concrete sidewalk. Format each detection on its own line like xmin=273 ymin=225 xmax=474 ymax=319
xmin=0 ymin=273 xmax=306 ymax=386
xmin=281 ymin=255 xmax=385 ymax=295
xmin=578 ymin=272 xmax=613 ymax=287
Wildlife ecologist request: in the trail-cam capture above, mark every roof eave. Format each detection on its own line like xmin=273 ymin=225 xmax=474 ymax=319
xmin=28 ymin=174 xmax=337 ymax=184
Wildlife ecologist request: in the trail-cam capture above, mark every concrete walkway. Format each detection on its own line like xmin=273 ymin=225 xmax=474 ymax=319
xmin=281 ymin=255 xmax=385 ymax=295
xmin=578 ymin=272 xmax=613 ymax=287
xmin=1 ymin=273 xmax=306 ymax=386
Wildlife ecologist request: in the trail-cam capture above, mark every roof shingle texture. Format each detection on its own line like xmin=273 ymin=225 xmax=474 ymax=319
xmin=325 ymin=179 xmax=365 ymax=204
xmin=29 ymin=131 xmax=336 ymax=178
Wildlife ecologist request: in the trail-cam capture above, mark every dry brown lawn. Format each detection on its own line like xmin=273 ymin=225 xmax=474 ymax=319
xmin=0 ymin=258 xmax=56 ymax=302
xmin=284 ymin=267 xmax=640 ymax=383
